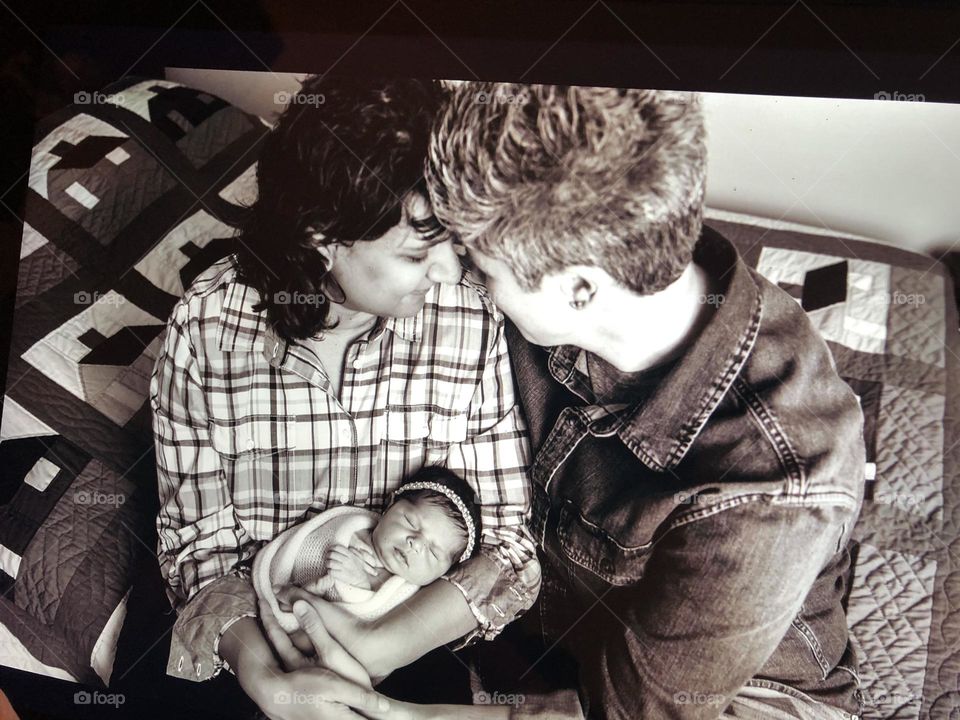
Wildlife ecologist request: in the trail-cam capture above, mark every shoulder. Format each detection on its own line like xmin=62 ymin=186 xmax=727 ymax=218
xmin=165 ymin=255 xmax=238 ymax=329
xmin=420 ymin=272 xmax=506 ymax=354
xmin=733 ymin=274 xmax=865 ymax=500
xmin=431 ymin=271 xmax=502 ymax=319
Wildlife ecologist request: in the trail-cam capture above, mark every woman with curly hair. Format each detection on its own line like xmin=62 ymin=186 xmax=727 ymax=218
xmin=150 ymin=76 xmax=540 ymax=719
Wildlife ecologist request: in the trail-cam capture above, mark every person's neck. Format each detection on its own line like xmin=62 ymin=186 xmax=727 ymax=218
xmin=583 ymin=262 xmax=714 ymax=373
xmin=318 ymin=304 xmax=379 ymax=341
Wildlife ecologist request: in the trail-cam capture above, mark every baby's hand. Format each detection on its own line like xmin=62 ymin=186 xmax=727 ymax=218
xmin=350 ymin=537 xmax=383 ymax=575
xmin=328 ymin=544 xmax=375 ymax=589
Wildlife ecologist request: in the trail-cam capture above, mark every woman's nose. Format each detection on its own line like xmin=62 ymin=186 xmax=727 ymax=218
xmin=427 ymin=241 xmax=462 ymax=285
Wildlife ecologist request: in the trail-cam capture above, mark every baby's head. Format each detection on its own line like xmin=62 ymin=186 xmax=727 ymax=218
xmin=372 ymin=466 xmax=481 ymax=587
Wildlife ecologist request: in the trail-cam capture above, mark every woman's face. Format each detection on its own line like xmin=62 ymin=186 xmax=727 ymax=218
xmin=328 ymin=194 xmax=462 ymax=319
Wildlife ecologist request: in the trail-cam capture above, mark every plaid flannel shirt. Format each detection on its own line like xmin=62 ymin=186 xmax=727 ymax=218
xmin=151 ymin=255 xmax=540 ymax=681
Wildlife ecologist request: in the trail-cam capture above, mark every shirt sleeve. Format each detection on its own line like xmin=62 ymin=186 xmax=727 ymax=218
xmin=581 ymin=500 xmax=853 ymax=719
xmin=442 ymin=311 xmax=542 ymax=643
xmin=150 ymin=300 xmax=259 ymax=681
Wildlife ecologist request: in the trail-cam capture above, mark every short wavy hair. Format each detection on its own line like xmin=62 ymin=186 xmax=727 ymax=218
xmin=426 ymin=83 xmax=706 ymax=294
xmin=234 ymin=76 xmax=445 ymax=341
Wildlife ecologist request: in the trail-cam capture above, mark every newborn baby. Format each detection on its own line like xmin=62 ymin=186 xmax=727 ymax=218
xmin=254 ymin=465 xmax=481 ymax=632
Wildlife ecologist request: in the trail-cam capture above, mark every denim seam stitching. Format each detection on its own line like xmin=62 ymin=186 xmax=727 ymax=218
xmin=556 ymin=507 xmax=645 ymax=584
xmin=732 ymin=378 xmax=806 ymax=492
xmin=664 ymin=492 xmax=860 ymax=532
xmin=791 ymin=615 xmax=831 ymax=679
xmin=532 ymin=407 xmax=590 ymax=491
xmin=662 ymin=280 xmax=765 ymax=469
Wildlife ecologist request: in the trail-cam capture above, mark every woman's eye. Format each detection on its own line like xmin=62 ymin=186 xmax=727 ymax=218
xmin=405 ymin=255 xmax=428 ymax=264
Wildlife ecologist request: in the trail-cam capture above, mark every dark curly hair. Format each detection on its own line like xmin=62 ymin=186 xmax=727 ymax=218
xmin=234 ymin=76 xmax=446 ymax=341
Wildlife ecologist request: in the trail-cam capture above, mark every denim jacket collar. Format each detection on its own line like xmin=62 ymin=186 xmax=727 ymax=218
xmin=548 ymin=227 xmax=764 ymax=473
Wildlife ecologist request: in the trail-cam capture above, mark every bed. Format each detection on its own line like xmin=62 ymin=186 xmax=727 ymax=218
xmin=1 ymin=79 xmax=957 ymax=718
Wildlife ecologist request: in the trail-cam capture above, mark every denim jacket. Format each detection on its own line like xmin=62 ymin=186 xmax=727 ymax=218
xmin=506 ymin=227 xmax=866 ymax=719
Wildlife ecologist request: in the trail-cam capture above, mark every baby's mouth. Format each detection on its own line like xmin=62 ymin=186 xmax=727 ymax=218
xmin=394 ymin=546 xmax=409 ymax=568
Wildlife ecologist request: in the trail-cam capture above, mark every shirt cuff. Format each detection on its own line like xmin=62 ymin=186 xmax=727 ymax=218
xmin=443 ymin=552 xmax=538 ymax=646
xmin=167 ymin=570 xmax=259 ymax=682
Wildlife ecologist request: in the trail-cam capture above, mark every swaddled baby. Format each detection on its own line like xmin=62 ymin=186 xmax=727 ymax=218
xmin=254 ymin=466 xmax=481 ymax=632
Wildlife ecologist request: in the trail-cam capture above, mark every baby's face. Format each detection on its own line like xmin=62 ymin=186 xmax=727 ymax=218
xmin=371 ymin=498 xmax=467 ymax=586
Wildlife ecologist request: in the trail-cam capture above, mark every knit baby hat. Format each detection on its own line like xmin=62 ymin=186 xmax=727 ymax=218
xmin=393 ymin=465 xmax=482 ymax=564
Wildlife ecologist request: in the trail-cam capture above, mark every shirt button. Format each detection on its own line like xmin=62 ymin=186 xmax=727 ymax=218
xmin=353 ymin=357 xmax=363 ymax=369
xmin=246 ymin=437 xmax=255 ymax=450
xmin=340 ymin=427 xmax=352 ymax=443
xmin=339 ymin=492 xmax=349 ymax=504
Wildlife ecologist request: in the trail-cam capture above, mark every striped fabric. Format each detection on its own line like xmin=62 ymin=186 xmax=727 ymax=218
xmin=150 ymin=255 xmax=538 ymax=636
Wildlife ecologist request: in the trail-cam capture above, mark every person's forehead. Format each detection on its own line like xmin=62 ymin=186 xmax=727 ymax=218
xmin=413 ymin=500 xmax=460 ymax=541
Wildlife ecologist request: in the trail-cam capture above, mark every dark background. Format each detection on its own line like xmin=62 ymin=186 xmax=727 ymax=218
xmin=3 ymin=1 xmax=960 ymax=717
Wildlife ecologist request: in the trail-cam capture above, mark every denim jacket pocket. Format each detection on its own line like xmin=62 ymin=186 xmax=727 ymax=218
xmin=556 ymin=500 xmax=650 ymax=586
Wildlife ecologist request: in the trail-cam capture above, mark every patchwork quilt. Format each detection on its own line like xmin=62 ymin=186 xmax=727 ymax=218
xmin=0 ymin=77 xmax=267 ymax=684
xmin=0 ymin=78 xmax=956 ymax=719
xmin=708 ymin=216 xmax=960 ymax=720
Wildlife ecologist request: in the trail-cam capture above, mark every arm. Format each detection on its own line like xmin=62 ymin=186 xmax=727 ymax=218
xmin=583 ymin=501 xmax=853 ymax=719
xmin=151 ymin=301 xmax=258 ymax=681
xmin=441 ymin=309 xmax=541 ymax=644
xmin=295 ymin=313 xmax=541 ymax=677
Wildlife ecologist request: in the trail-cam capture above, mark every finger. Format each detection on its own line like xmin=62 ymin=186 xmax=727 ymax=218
xmin=303 ymin=669 xmax=395 ymax=717
xmin=329 ymin=547 xmax=352 ymax=565
xmin=293 ymin=602 xmax=371 ymax=688
xmin=258 ymin=599 xmax=307 ymax=671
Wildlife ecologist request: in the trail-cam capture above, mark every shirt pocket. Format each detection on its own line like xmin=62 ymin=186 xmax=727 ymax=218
xmin=209 ymin=416 xmax=306 ymax=530
xmin=556 ymin=500 xmax=651 ymax=587
xmin=209 ymin=415 xmax=297 ymax=458
xmin=379 ymin=408 xmax=470 ymax=467
xmin=380 ymin=408 xmax=468 ymax=445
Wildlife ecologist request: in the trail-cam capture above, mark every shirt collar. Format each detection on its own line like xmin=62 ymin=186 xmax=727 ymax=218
xmin=216 ymin=271 xmax=423 ymax=363
xmin=548 ymin=226 xmax=763 ymax=473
